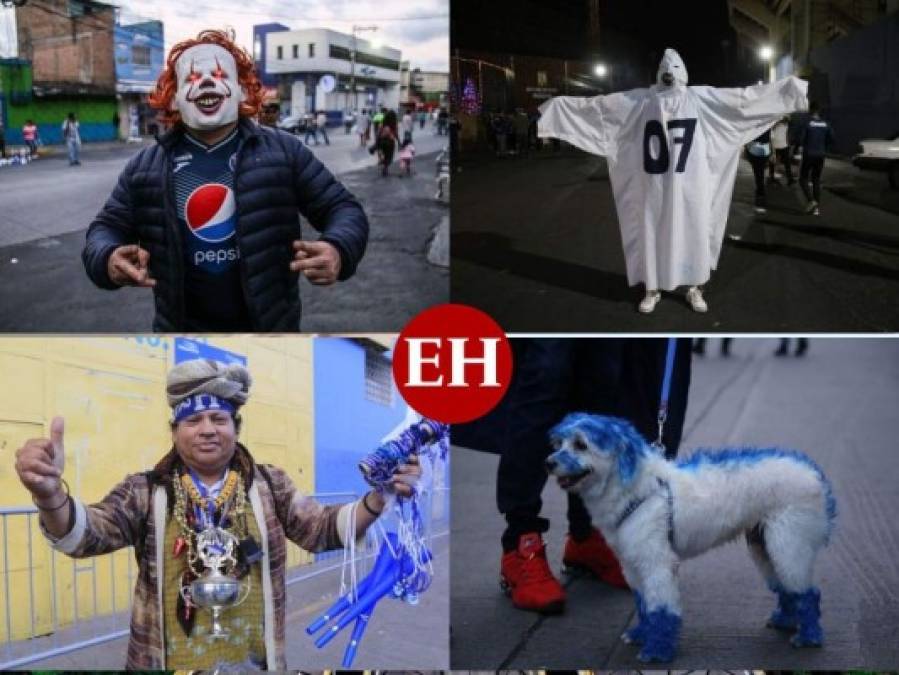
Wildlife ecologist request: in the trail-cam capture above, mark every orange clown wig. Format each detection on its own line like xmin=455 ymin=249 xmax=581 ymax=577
xmin=149 ymin=30 xmax=263 ymax=127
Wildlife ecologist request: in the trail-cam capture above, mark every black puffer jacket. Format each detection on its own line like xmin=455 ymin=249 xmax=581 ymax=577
xmin=82 ymin=119 xmax=368 ymax=331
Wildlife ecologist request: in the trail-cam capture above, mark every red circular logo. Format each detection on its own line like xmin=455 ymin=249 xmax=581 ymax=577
xmin=393 ymin=304 xmax=513 ymax=424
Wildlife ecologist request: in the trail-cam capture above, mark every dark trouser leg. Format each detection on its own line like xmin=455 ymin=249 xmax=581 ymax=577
xmin=749 ymin=154 xmax=767 ymax=207
xmin=810 ymin=157 xmax=824 ymax=202
xmin=780 ymin=148 xmax=794 ymax=183
xmin=799 ymin=158 xmax=813 ymax=202
xmin=498 ymin=340 xmax=576 ymax=550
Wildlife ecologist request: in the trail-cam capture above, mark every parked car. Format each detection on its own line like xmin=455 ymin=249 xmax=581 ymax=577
xmin=276 ymin=113 xmax=312 ymax=134
xmin=853 ymin=134 xmax=899 ymax=188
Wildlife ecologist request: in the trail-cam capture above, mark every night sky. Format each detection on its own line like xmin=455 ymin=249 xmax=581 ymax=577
xmin=452 ymin=0 xmax=762 ymax=88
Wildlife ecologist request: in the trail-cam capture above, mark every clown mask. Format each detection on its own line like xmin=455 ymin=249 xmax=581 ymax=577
xmin=174 ymin=44 xmax=245 ymax=130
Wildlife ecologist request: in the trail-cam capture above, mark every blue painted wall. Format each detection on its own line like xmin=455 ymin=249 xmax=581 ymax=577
xmin=313 ymin=338 xmax=406 ymax=498
xmin=253 ymin=23 xmax=290 ymax=88
xmin=115 ymin=21 xmax=165 ymax=92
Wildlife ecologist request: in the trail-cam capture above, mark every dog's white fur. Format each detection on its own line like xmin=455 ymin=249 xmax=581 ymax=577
xmin=547 ymin=413 xmax=834 ymax=661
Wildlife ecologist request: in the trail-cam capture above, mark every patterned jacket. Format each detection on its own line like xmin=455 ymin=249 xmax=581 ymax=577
xmin=42 ymin=461 xmax=357 ymax=669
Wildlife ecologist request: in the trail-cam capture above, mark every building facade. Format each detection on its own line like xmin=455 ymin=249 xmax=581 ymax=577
xmin=256 ymin=26 xmax=402 ymax=120
xmin=114 ymin=19 xmax=164 ymax=138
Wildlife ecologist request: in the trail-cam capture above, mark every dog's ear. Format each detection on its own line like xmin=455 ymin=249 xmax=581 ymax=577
xmin=616 ymin=432 xmax=646 ymax=485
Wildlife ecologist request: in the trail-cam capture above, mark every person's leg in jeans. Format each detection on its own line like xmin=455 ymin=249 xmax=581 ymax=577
xmin=497 ymin=339 xmax=576 ymax=612
xmin=320 ymin=124 xmax=329 ymax=145
xmin=780 ymin=148 xmax=794 ymax=184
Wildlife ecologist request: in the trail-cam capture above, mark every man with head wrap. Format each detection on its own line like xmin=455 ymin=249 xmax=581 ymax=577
xmin=13 ymin=359 xmax=418 ymax=669
xmin=539 ymin=49 xmax=808 ymax=314
xmin=82 ymin=30 xmax=369 ymax=332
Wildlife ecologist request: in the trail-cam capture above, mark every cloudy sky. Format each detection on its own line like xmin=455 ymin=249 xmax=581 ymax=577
xmin=1 ymin=0 xmax=448 ymax=71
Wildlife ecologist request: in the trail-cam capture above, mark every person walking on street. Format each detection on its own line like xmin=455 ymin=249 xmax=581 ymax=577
xmin=316 ymin=110 xmax=330 ymax=146
xmin=437 ymin=107 xmax=448 ymax=136
xmin=112 ymin=111 xmax=121 ymax=140
xmin=304 ymin=112 xmax=319 ymax=146
xmin=358 ymin=109 xmax=371 ymax=147
xmin=769 ymin=115 xmax=793 ymax=185
xmin=343 ymin=109 xmax=354 ymax=135
xmin=22 ymin=119 xmax=38 ymax=159
xmin=798 ymin=101 xmax=834 ymax=216
xmin=401 ymin=109 xmax=414 ymax=140
xmin=374 ymin=110 xmax=398 ymax=177
xmin=372 ymin=107 xmax=385 ymax=140
xmin=513 ymin=109 xmax=529 ymax=157
xmin=418 ymin=109 xmax=427 ymax=130
xmin=0 ymin=121 xmax=6 ymax=158
xmin=745 ymin=129 xmax=771 ymax=213
xmin=62 ymin=112 xmax=82 ymax=166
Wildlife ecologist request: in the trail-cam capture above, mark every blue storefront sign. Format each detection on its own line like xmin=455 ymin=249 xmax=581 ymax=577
xmin=174 ymin=337 xmax=247 ymax=366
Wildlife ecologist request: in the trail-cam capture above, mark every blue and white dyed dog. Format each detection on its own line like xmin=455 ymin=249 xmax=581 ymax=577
xmin=546 ymin=413 xmax=836 ymax=663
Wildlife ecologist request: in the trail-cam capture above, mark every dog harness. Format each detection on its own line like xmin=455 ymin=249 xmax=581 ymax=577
xmin=614 ymin=477 xmax=675 ymax=547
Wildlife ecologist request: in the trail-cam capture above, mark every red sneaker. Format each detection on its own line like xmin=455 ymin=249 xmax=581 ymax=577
xmin=500 ymin=532 xmax=566 ymax=613
xmin=562 ymin=527 xmax=629 ymax=589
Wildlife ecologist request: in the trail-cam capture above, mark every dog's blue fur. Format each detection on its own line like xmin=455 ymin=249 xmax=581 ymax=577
xmin=549 ymin=413 xmax=649 ymax=484
xmin=637 ymin=606 xmax=682 ymax=662
xmin=677 ymin=448 xmax=837 ymax=540
xmin=550 ymin=412 xmax=832 ymax=661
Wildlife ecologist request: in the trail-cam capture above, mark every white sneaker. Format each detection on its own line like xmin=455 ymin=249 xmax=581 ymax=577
xmin=686 ymin=286 xmax=708 ymax=313
xmin=638 ymin=291 xmax=661 ymax=314
xmin=813 ymin=207 xmax=820 ymax=216
xmin=805 ymin=200 xmax=818 ymax=214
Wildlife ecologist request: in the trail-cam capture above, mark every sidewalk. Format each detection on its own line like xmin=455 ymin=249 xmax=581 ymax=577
xmin=451 ymin=338 xmax=899 ymax=669
xmin=3 ymin=532 xmax=449 ymax=670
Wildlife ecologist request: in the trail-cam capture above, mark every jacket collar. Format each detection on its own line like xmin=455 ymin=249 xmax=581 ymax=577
xmin=156 ymin=117 xmax=262 ymax=151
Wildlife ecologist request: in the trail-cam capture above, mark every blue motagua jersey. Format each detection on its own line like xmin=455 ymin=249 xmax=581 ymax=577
xmin=538 ymin=48 xmax=808 ymax=291
xmin=173 ymin=129 xmax=250 ymax=329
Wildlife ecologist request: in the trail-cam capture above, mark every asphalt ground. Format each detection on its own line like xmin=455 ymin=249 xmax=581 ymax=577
xmin=0 ymin=127 xmax=448 ymax=332
xmin=2 ymin=530 xmax=449 ymax=670
xmin=451 ymin=147 xmax=899 ymax=331
xmin=450 ymin=338 xmax=899 ymax=669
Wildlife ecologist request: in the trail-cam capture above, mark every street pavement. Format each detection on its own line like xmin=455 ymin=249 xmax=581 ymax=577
xmin=0 ymin=125 xmax=448 ymax=332
xmin=450 ymin=338 xmax=899 ymax=669
xmin=2 ymin=531 xmax=449 ymax=670
xmin=452 ymin=148 xmax=899 ymax=331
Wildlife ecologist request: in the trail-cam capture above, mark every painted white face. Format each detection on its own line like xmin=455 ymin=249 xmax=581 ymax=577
xmin=174 ymin=44 xmax=245 ymax=130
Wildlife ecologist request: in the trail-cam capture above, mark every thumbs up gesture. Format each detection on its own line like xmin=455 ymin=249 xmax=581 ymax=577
xmin=15 ymin=416 xmax=66 ymax=502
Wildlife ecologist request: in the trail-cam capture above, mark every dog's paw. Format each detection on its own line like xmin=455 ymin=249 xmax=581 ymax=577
xmin=621 ymin=624 xmax=646 ymax=645
xmin=637 ymin=643 xmax=676 ymax=663
xmin=766 ymin=611 xmax=799 ymax=632
xmin=790 ymin=627 xmax=824 ymax=648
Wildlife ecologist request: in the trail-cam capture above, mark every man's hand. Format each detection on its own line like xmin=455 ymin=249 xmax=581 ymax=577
xmin=107 ymin=245 xmax=156 ymax=287
xmin=290 ymin=240 xmax=342 ymax=285
xmin=388 ymin=454 xmax=422 ymax=499
xmin=15 ymin=416 xmax=65 ymax=503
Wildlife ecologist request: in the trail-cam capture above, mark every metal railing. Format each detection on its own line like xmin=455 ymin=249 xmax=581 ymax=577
xmin=1 ymin=486 xmax=450 ymax=669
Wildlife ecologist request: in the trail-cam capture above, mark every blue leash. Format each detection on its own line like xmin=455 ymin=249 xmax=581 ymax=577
xmin=652 ymin=338 xmax=677 ymax=453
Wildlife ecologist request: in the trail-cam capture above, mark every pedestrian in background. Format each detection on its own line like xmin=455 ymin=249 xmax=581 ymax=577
xmin=0 ymin=121 xmax=6 ymax=159
xmin=372 ymin=106 xmax=385 ymax=139
xmin=402 ymin=108 xmax=414 ymax=140
xmin=22 ymin=119 xmax=38 ymax=159
xmin=357 ymin=109 xmax=371 ymax=147
xmin=399 ymin=133 xmax=415 ymax=177
xmin=112 ymin=110 xmax=121 ymax=140
xmin=258 ymin=101 xmax=280 ymax=128
xmin=62 ymin=113 xmax=82 ymax=166
xmin=316 ymin=110 xmax=330 ymax=146
xmin=745 ymin=129 xmax=771 ymax=213
xmin=418 ymin=109 xmax=427 ymax=130
xmin=304 ymin=112 xmax=319 ymax=146
xmin=776 ymin=338 xmax=808 ymax=357
xmin=769 ymin=115 xmax=793 ymax=185
xmin=513 ymin=109 xmax=529 ymax=157
xmin=343 ymin=108 xmax=354 ymax=135
xmin=799 ymin=101 xmax=835 ymax=217
xmin=374 ymin=109 xmax=398 ymax=177
xmin=437 ymin=107 xmax=448 ymax=135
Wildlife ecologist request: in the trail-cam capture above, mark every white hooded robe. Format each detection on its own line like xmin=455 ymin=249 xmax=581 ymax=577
xmin=538 ymin=49 xmax=808 ymax=290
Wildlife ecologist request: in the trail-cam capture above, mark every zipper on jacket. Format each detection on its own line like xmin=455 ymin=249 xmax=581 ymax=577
xmin=233 ymin=129 xmax=261 ymax=331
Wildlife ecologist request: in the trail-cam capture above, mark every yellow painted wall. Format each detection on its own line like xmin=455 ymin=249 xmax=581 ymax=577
xmin=0 ymin=336 xmax=316 ymax=642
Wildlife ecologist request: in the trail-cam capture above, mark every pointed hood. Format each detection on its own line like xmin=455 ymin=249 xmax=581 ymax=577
xmin=656 ymin=48 xmax=689 ymax=87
